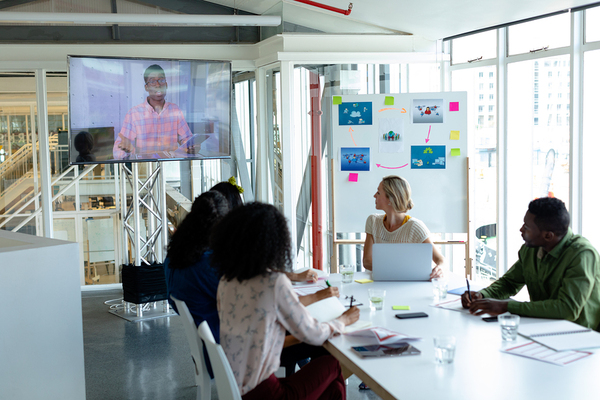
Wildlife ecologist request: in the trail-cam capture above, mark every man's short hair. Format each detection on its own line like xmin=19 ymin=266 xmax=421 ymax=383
xmin=143 ymin=64 xmax=165 ymax=83
xmin=528 ymin=197 xmax=570 ymax=236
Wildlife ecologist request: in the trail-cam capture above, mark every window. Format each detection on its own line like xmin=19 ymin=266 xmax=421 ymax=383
xmin=586 ymin=6 xmax=600 ymax=42
xmin=489 ymin=72 xmax=494 ymax=78
xmin=479 ymin=83 xmax=484 ymax=90
xmin=489 ymin=94 xmax=494 ymax=100
xmin=479 ymin=94 xmax=484 ymax=100
xmin=489 ymin=83 xmax=494 ymax=89
xmin=478 ymin=106 xmax=484 ymax=112
xmin=549 ymin=72 xmax=553 ymax=77
xmin=508 ymin=13 xmax=570 ymax=55
xmin=557 ymin=104 xmax=562 ymax=110
xmin=506 ymin=55 xmax=570 ymax=264
xmin=452 ymin=30 xmax=497 ymax=65
xmin=489 ymin=105 xmax=494 ymax=112
xmin=479 ymin=72 xmax=484 ymax=78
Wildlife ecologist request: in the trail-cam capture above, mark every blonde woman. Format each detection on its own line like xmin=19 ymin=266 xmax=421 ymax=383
xmin=363 ymin=175 xmax=444 ymax=279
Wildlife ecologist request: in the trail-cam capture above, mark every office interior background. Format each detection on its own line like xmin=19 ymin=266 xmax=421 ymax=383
xmin=1 ymin=0 xmax=600 ymax=289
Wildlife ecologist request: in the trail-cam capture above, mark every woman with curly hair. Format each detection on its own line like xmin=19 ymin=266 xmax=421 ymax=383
xmin=212 ymin=202 xmax=360 ymax=399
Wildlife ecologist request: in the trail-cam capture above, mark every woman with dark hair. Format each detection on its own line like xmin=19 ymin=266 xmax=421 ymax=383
xmin=210 ymin=177 xmax=244 ymax=210
xmin=165 ymin=190 xmax=230 ymax=338
xmin=212 ymin=202 xmax=360 ymax=399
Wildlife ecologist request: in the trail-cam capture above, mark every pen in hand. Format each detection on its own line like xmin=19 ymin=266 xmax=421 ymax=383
xmin=350 ymin=295 xmax=354 ymax=308
xmin=326 ymin=280 xmax=331 ymax=288
xmin=466 ymin=279 xmax=472 ymax=302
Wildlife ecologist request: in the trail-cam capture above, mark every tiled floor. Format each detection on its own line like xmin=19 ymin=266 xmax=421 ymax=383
xmin=83 ymin=289 xmax=381 ymax=400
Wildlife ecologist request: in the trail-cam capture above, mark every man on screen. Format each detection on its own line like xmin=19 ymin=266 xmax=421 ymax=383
xmin=461 ymin=197 xmax=600 ymax=330
xmin=113 ymin=64 xmax=194 ymax=159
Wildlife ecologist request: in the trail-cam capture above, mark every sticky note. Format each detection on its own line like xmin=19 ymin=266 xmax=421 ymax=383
xmin=355 ymin=279 xmax=374 ymax=284
xmin=393 ymin=305 xmax=411 ymax=310
xmin=451 ymin=148 xmax=461 ymax=156
xmin=348 ymin=173 xmax=358 ymax=182
xmin=333 ymin=96 xmax=342 ymax=105
xmin=449 ymin=102 xmax=459 ymax=111
xmin=384 ymin=96 xmax=394 ymax=106
xmin=450 ymin=130 xmax=460 ymax=140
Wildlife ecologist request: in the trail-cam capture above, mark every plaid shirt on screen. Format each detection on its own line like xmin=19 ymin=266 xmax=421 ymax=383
xmin=113 ymin=100 xmax=192 ymax=159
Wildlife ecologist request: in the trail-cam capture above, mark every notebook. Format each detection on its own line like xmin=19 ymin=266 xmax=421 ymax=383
xmin=519 ymin=320 xmax=600 ymax=351
xmin=372 ymin=243 xmax=433 ymax=281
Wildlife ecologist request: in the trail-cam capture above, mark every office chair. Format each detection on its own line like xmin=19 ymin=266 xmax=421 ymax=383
xmin=170 ymin=296 xmax=211 ymax=400
xmin=197 ymin=321 xmax=242 ymax=400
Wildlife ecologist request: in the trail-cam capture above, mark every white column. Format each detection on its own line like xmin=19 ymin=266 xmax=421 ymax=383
xmin=496 ymin=28 xmax=508 ymax=278
xmin=35 ymin=69 xmax=53 ymax=237
xmin=255 ymin=66 xmax=271 ymax=202
xmin=280 ymin=61 xmax=297 ymax=263
xmin=569 ymin=11 xmax=584 ymax=234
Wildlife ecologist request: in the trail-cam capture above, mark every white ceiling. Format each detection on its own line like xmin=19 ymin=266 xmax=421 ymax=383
xmin=209 ymin=0 xmax=597 ymax=40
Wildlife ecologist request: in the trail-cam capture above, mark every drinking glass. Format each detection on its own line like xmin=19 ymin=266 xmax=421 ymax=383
xmin=498 ymin=313 xmax=520 ymax=341
xmin=368 ymin=289 xmax=386 ymax=310
xmin=340 ymin=264 xmax=355 ymax=283
xmin=433 ymin=336 xmax=456 ymax=364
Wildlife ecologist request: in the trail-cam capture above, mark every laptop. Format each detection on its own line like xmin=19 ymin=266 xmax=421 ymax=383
xmin=372 ymin=243 xmax=433 ymax=281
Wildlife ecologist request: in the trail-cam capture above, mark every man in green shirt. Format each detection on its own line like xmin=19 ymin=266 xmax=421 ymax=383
xmin=461 ymin=197 xmax=600 ymax=330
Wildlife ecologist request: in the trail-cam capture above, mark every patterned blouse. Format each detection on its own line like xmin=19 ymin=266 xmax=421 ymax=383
xmin=365 ymin=213 xmax=430 ymax=244
xmin=217 ymin=272 xmax=344 ymax=395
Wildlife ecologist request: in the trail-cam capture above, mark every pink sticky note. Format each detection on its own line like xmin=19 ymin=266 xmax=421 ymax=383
xmin=449 ymin=102 xmax=459 ymax=112
xmin=348 ymin=173 xmax=358 ymax=182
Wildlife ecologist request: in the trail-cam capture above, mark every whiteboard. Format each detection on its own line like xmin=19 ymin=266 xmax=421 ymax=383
xmin=332 ymin=93 xmax=468 ymax=234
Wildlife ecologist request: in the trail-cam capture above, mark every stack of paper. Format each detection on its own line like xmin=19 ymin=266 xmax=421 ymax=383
xmin=344 ymin=327 xmax=420 ymax=345
xmin=304 ymin=297 xmax=371 ymax=333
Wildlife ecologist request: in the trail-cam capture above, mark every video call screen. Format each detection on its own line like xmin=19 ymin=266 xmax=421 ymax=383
xmin=68 ymin=55 xmax=231 ymax=164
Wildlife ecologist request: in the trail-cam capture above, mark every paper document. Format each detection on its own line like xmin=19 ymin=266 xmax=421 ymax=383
xmin=519 ymin=320 xmax=600 ymax=351
xmin=344 ymin=327 xmax=420 ymax=345
xmin=305 ymin=297 xmax=345 ymax=322
xmin=502 ymin=341 xmax=592 ymax=366
xmin=304 ymin=297 xmax=370 ymax=333
xmin=293 ymin=281 xmax=329 ymax=296
xmin=431 ymin=297 xmax=466 ymax=312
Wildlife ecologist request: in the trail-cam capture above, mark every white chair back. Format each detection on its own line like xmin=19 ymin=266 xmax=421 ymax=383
xmin=170 ymin=295 xmax=211 ymax=400
xmin=197 ymin=321 xmax=242 ymax=400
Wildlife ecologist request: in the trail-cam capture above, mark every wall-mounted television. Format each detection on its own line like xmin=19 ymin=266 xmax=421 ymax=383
xmin=68 ymin=55 xmax=231 ymax=164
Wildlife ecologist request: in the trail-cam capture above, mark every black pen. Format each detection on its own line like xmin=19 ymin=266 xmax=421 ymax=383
xmin=466 ymin=279 xmax=472 ymax=302
xmin=349 ymin=295 xmax=354 ymax=308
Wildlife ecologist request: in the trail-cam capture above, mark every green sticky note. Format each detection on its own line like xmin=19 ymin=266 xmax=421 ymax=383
xmin=392 ymin=305 xmax=411 ymax=310
xmin=384 ymin=96 xmax=394 ymax=105
xmin=450 ymin=130 xmax=460 ymax=140
xmin=333 ymin=96 xmax=342 ymax=105
xmin=355 ymin=279 xmax=374 ymax=284
xmin=451 ymin=148 xmax=461 ymax=156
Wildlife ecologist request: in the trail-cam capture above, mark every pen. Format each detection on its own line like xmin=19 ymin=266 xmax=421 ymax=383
xmin=326 ymin=280 xmax=331 ymax=287
xmin=466 ymin=279 xmax=472 ymax=302
xmin=350 ymin=295 xmax=354 ymax=308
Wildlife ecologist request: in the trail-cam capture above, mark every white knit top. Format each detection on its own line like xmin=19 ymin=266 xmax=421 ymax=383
xmin=365 ymin=214 xmax=430 ymax=244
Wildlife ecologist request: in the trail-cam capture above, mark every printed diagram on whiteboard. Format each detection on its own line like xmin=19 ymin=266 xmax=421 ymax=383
xmin=412 ymin=99 xmax=444 ymax=124
xmin=340 ymin=147 xmax=370 ymax=171
xmin=339 ymin=102 xmax=373 ymax=126
xmin=411 ymin=145 xmax=446 ymax=169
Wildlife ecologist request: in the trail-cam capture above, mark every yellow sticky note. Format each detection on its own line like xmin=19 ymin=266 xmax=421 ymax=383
xmin=333 ymin=96 xmax=342 ymax=105
xmin=384 ymin=96 xmax=394 ymax=106
xmin=451 ymin=148 xmax=461 ymax=156
xmin=393 ymin=305 xmax=411 ymax=310
xmin=450 ymin=130 xmax=460 ymax=140
xmin=355 ymin=279 xmax=374 ymax=284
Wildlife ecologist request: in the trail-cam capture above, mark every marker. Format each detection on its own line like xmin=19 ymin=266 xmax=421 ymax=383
xmin=326 ymin=280 xmax=331 ymax=288
xmin=466 ymin=279 xmax=472 ymax=302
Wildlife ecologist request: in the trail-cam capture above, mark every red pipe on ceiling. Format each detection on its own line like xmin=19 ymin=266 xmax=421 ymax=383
xmin=294 ymin=0 xmax=353 ymax=16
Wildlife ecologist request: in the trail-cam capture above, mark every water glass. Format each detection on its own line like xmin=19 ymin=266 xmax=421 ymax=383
xmin=368 ymin=289 xmax=386 ymax=310
xmin=498 ymin=313 xmax=520 ymax=341
xmin=432 ymin=278 xmax=448 ymax=301
xmin=340 ymin=264 xmax=355 ymax=283
xmin=433 ymin=336 xmax=456 ymax=364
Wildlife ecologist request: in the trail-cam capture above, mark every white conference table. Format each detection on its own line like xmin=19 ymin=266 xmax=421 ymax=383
xmin=323 ymin=272 xmax=600 ymax=400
